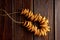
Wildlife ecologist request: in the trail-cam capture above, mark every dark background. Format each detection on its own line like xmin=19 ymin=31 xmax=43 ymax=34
xmin=0 ymin=0 xmax=54 ymax=40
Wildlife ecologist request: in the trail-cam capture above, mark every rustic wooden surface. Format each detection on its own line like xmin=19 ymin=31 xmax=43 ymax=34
xmin=0 ymin=0 xmax=12 ymax=40
xmin=0 ymin=0 xmax=54 ymax=40
xmin=33 ymin=0 xmax=48 ymax=40
xmin=33 ymin=0 xmax=54 ymax=40
xmin=12 ymin=0 xmax=33 ymax=40
xmin=55 ymin=0 xmax=60 ymax=40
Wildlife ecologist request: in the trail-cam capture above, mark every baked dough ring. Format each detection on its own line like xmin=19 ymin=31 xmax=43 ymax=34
xmin=21 ymin=9 xmax=50 ymax=36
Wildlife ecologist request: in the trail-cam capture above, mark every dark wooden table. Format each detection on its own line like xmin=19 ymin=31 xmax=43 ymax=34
xmin=0 ymin=0 xmax=54 ymax=40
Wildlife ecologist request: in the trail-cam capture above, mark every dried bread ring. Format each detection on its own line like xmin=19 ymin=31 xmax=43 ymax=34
xmin=21 ymin=9 xmax=50 ymax=36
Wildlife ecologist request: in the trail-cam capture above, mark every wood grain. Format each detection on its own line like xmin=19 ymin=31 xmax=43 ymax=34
xmin=33 ymin=0 xmax=48 ymax=40
xmin=55 ymin=0 xmax=60 ymax=40
xmin=0 ymin=0 xmax=54 ymax=40
xmin=33 ymin=0 xmax=54 ymax=40
xmin=12 ymin=0 xmax=33 ymax=40
xmin=0 ymin=0 xmax=12 ymax=40
xmin=48 ymin=0 xmax=54 ymax=40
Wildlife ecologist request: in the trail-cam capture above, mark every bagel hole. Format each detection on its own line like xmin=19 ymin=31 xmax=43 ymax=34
xmin=32 ymin=21 xmax=42 ymax=29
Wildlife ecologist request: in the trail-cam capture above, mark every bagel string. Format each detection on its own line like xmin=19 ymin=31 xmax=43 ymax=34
xmin=0 ymin=9 xmax=50 ymax=36
xmin=21 ymin=9 xmax=50 ymax=36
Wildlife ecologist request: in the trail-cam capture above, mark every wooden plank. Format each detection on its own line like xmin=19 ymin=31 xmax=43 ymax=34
xmin=4 ymin=0 xmax=12 ymax=40
xmin=0 ymin=16 xmax=4 ymax=40
xmin=3 ymin=0 xmax=12 ymax=40
xmin=48 ymin=0 xmax=54 ymax=40
xmin=34 ymin=0 xmax=48 ymax=40
xmin=55 ymin=0 xmax=60 ymax=40
xmin=33 ymin=0 xmax=54 ymax=40
xmin=0 ymin=0 xmax=12 ymax=40
xmin=0 ymin=0 xmax=5 ymax=40
xmin=12 ymin=0 xmax=33 ymax=40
